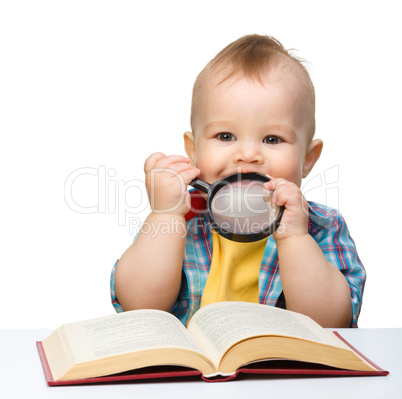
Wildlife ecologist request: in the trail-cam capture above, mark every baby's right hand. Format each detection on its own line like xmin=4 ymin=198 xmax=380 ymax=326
xmin=144 ymin=152 xmax=200 ymax=217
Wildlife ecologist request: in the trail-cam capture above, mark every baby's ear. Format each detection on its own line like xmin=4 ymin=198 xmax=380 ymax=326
xmin=303 ymin=139 xmax=323 ymax=178
xmin=184 ymin=131 xmax=196 ymax=164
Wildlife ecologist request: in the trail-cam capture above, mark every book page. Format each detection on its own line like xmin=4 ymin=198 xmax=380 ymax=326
xmin=188 ymin=302 xmax=350 ymax=367
xmin=62 ymin=310 xmax=207 ymax=364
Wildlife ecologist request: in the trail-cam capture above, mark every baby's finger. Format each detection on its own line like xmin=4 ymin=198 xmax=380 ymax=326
xmin=180 ymin=167 xmax=201 ymax=184
xmin=162 ymin=161 xmax=197 ymax=175
xmin=265 ymin=178 xmax=287 ymax=201
xmin=154 ymin=154 xmax=191 ymax=170
xmin=274 ymin=181 xmax=303 ymax=208
xmin=144 ymin=152 xmax=166 ymax=174
xmin=264 ymin=180 xmax=275 ymax=191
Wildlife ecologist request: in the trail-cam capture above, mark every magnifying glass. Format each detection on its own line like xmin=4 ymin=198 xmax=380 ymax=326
xmin=189 ymin=173 xmax=284 ymax=242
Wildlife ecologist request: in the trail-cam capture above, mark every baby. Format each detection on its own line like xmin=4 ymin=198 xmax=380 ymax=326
xmin=111 ymin=34 xmax=365 ymax=328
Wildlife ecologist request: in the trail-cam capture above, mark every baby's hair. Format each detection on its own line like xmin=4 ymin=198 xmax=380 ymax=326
xmin=191 ymin=34 xmax=315 ymax=137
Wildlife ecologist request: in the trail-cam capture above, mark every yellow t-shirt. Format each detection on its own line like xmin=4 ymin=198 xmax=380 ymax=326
xmin=200 ymin=231 xmax=268 ymax=307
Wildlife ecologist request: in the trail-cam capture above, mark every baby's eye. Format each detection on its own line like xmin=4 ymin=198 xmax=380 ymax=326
xmin=217 ymin=132 xmax=236 ymax=142
xmin=263 ymin=135 xmax=282 ymax=144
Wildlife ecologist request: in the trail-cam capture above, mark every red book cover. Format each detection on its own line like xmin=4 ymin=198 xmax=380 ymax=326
xmin=36 ymin=332 xmax=388 ymax=386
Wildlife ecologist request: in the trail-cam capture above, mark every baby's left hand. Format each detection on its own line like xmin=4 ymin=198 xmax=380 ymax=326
xmin=265 ymin=178 xmax=309 ymax=242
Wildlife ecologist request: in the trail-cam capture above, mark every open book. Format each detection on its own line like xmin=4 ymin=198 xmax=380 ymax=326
xmin=37 ymin=302 xmax=387 ymax=385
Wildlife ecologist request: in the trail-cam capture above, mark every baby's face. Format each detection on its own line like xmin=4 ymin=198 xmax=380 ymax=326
xmin=185 ymin=69 xmax=315 ymax=187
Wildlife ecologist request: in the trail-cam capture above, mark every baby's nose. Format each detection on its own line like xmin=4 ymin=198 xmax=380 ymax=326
xmin=234 ymin=143 xmax=264 ymax=164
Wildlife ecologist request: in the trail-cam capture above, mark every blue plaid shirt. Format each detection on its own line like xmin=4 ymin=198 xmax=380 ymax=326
xmin=111 ymin=191 xmax=365 ymax=327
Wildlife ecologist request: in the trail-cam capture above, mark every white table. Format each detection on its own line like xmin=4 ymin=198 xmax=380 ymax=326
xmin=1 ymin=328 xmax=401 ymax=398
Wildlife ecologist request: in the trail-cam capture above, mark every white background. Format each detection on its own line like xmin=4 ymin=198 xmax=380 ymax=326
xmin=1 ymin=0 xmax=401 ymax=329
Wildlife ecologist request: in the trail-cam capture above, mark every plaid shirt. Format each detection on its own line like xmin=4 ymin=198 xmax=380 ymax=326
xmin=111 ymin=191 xmax=365 ymax=327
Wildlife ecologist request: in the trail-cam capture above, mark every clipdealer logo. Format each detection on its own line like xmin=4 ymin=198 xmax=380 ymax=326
xmin=64 ymin=165 xmax=341 ymax=233
xmin=64 ymin=166 xmax=148 ymax=232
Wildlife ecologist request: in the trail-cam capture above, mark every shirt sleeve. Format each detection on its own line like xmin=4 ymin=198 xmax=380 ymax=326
xmin=110 ymin=260 xmax=124 ymax=313
xmin=308 ymin=202 xmax=366 ymax=327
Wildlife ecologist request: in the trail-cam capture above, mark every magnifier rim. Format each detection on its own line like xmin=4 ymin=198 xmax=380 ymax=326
xmin=206 ymin=172 xmax=284 ymax=243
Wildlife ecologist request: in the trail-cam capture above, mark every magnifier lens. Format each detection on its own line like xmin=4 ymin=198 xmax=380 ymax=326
xmin=210 ymin=179 xmax=280 ymax=235
xmin=189 ymin=172 xmax=283 ymax=241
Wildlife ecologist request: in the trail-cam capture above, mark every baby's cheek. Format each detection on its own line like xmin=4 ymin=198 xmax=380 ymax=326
xmin=280 ymin=160 xmax=304 ymax=187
